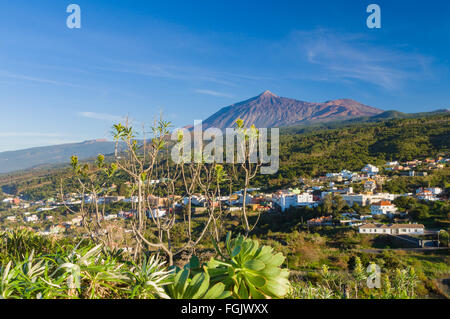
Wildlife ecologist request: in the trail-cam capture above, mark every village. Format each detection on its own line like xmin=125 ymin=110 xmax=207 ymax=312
xmin=1 ymin=156 xmax=448 ymax=247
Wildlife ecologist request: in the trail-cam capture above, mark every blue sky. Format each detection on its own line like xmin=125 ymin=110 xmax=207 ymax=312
xmin=0 ymin=0 xmax=449 ymax=151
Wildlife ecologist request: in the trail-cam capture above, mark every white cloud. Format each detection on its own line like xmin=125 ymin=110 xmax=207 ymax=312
xmin=78 ymin=112 xmax=124 ymax=122
xmin=288 ymin=29 xmax=433 ymax=90
xmin=95 ymin=61 xmax=236 ymax=87
xmin=0 ymin=70 xmax=80 ymax=88
xmin=194 ymin=89 xmax=234 ymax=98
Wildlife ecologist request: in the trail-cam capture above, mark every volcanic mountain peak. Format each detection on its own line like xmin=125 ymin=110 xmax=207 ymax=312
xmin=202 ymin=91 xmax=384 ymax=129
xmin=259 ymin=90 xmax=278 ymax=98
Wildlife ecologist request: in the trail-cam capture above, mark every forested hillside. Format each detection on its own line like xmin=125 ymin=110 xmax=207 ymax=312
xmin=1 ymin=114 xmax=449 ymax=199
xmin=263 ymin=114 xmax=449 ymax=186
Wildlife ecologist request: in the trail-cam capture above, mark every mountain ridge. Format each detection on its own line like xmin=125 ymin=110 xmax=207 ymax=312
xmin=0 ymin=140 xmax=121 ymax=174
xmin=201 ymin=91 xmax=384 ymax=129
xmin=0 ymin=92 xmax=448 ymax=174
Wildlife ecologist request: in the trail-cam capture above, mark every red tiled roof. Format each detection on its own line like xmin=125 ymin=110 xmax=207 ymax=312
xmin=373 ymin=200 xmax=392 ymax=206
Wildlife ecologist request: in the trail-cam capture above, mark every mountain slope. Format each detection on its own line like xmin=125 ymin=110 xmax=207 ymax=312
xmin=2 ymin=113 xmax=448 ymax=199
xmin=0 ymin=140 xmax=119 ymax=174
xmin=1 ymin=91 xmax=445 ymax=175
xmin=202 ymin=90 xmax=384 ymax=129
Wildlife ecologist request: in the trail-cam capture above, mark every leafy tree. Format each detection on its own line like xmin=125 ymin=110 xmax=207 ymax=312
xmin=409 ymin=204 xmax=430 ymax=220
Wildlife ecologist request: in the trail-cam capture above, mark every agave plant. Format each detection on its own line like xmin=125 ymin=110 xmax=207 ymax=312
xmin=207 ymin=232 xmax=290 ymax=299
xmin=165 ymin=261 xmax=231 ymax=299
xmin=13 ymin=250 xmax=47 ymax=298
xmin=126 ymin=254 xmax=173 ymax=299
xmin=1 ymin=247 xmax=73 ymax=299
xmin=52 ymin=243 xmax=128 ymax=298
xmin=0 ymin=261 xmax=21 ymax=299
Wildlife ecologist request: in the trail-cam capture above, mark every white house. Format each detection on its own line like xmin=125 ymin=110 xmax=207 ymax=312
xmin=104 ymin=214 xmax=118 ymax=221
xmin=326 ymin=173 xmax=340 ymax=179
xmin=416 ymin=187 xmax=443 ymax=196
xmin=385 ymin=161 xmax=399 ymax=166
xmin=370 ymin=193 xmax=397 ymax=202
xmin=390 ymin=224 xmax=425 ymax=235
xmin=342 ymin=194 xmax=369 ymax=206
xmin=361 ymin=164 xmax=379 ymax=176
xmin=183 ymin=195 xmax=205 ymax=206
xmin=272 ymin=192 xmax=316 ymax=212
xmin=370 ymin=201 xmax=398 ymax=217
xmin=340 ymin=170 xmax=356 ymax=180
xmin=364 ymin=179 xmax=377 ymax=193
xmin=25 ymin=215 xmax=39 ymax=223
xmin=359 ymin=223 xmax=425 ymax=235
xmin=359 ymin=224 xmax=391 ymax=234
xmin=416 ymin=190 xmax=439 ymax=201
xmin=326 ymin=170 xmax=356 ymax=181
xmin=148 ymin=207 xmax=167 ymax=218
xmin=343 ymin=193 xmax=398 ymax=207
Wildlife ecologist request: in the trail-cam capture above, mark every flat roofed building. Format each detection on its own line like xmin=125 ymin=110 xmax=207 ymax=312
xmin=359 ymin=223 xmax=425 ymax=235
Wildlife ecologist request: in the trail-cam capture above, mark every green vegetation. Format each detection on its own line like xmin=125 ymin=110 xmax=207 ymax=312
xmin=1 ymin=113 xmax=448 ymax=198
xmin=166 ymin=262 xmax=231 ymax=299
xmin=0 ymin=113 xmax=449 ymax=299
xmin=261 ymin=114 xmax=449 ymax=189
xmin=384 ymin=169 xmax=450 ymax=194
xmin=2 ymin=229 xmax=446 ymax=299
xmin=206 ymin=233 xmax=290 ymax=299
xmin=0 ymin=230 xmax=290 ymax=299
